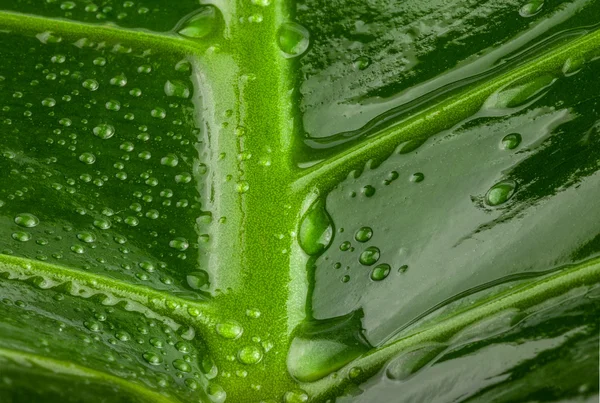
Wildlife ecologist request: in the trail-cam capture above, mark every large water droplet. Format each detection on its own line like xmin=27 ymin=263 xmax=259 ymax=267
xmin=485 ymin=74 xmax=555 ymax=109
xmin=238 ymin=345 xmax=263 ymax=365
xmin=359 ymin=246 xmax=380 ymax=266
xmin=485 ymin=180 xmax=517 ymax=206
xmin=187 ymin=271 xmax=209 ymax=290
xmin=298 ymin=198 xmax=334 ymax=256
xmin=216 ymin=321 xmax=243 ymax=340
xmin=93 ymin=123 xmax=115 ymax=139
xmin=142 ymin=351 xmax=163 ymax=365
xmin=169 ymin=237 xmax=189 ymax=251
xmin=278 ymin=22 xmax=310 ymax=58
xmin=519 ymin=0 xmax=544 ymax=17
xmin=386 ymin=343 xmax=446 ymax=380
xmin=354 ymin=227 xmax=373 ymax=243
xmin=370 ymin=263 xmax=390 ymax=281
xmin=173 ymin=359 xmax=192 ymax=372
xmin=501 ymin=133 xmax=522 ymax=150
xmin=287 ymin=310 xmax=371 ymax=382
xmin=177 ymin=6 xmax=220 ymax=39
xmin=164 ymin=80 xmax=191 ymax=99
xmin=15 ymin=213 xmax=39 ymax=228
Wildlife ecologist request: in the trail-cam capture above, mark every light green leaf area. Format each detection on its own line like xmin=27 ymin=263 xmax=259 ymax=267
xmin=0 ymin=0 xmax=599 ymax=402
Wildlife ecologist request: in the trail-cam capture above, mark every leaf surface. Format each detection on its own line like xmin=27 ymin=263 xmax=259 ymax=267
xmin=0 ymin=0 xmax=599 ymax=402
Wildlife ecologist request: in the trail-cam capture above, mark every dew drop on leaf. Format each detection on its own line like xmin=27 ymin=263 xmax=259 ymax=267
xmin=298 ymin=198 xmax=334 ymax=256
xmin=277 ymin=22 xmax=310 ymax=58
xmin=176 ymin=6 xmax=220 ymax=39
xmin=238 ymin=345 xmax=263 ymax=365
xmin=359 ymin=246 xmax=380 ymax=266
xmin=501 ymin=133 xmax=522 ymax=150
xmin=14 ymin=213 xmax=39 ymax=228
xmin=215 ymin=321 xmax=243 ymax=339
xmin=485 ymin=180 xmax=517 ymax=206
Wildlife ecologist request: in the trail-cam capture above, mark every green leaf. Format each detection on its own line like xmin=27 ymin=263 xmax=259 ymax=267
xmin=0 ymin=0 xmax=599 ymax=402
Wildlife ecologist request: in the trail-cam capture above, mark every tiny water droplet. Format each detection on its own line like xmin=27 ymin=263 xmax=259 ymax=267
xmin=15 ymin=213 xmax=39 ymax=228
xmin=501 ymin=133 xmax=522 ymax=150
xmin=485 ymin=180 xmax=517 ymax=206
xmin=278 ymin=22 xmax=310 ymax=58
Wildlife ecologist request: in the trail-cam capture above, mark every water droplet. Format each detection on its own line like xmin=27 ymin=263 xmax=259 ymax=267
xmin=215 ymin=321 xmax=243 ymax=340
xmin=79 ymin=152 xmax=96 ymax=164
xmin=105 ymin=100 xmax=121 ymax=111
xmin=82 ymin=78 xmax=99 ymax=91
xmin=354 ymin=227 xmax=372 ymax=243
xmin=84 ymin=320 xmax=102 ymax=332
xmin=151 ymin=107 xmax=166 ymax=119
xmin=353 ymin=56 xmax=370 ymax=70
xmin=71 ymin=244 xmax=85 ymax=254
xmin=386 ymin=344 xmax=446 ymax=380
xmin=175 ymin=172 xmax=192 ymax=183
xmin=186 ymin=271 xmax=209 ymax=290
xmin=161 ymin=154 xmax=179 ymax=167
xmin=485 ymin=180 xmax=517 ymax=206
xmin=142 ymin=351 xmax=163 ymax=365
xmin=562 ymin=57 xmax=585 ymax=77
xmin=124 ymin=216 xmax=139 ymax=226
xmin=238 ymin=345 xmax=263 ymax=365
xmin=246 ymin=308 xmax=261 ymax=319
xmin=93 ymin=218 xmax=111 ymax=230
xmin=173 ymin=359 xmax=192 ymax=372
xmin=93 ymin=57 xmax=106 ymax=66
xmin=278 ymin=22 xmax=310 ymax=58
xmin=359 ymin=246 xmax=380 ymax=266
xmin=519 ymin=0 xmax=544 ymax=17
xmin=410 ymin=172 xmax=425 ymax=183
xmin=110 ymin=73 xmax=128 ymax=87
xmin=12 ymin=231 xmax=32 ymax=242
xmin=339 ymin=241 xmax=351 ymax=251
xmin=251 ymin=0 xmax=271 ymax=5
xmin=37 ymin=31 xmax=62 ymax=44
xmin=164 ymin=80 xmax=191 ymax=99
xmin=485 ymin=74 xmax=555 ymax=109
xmin=287 ymin=310 xmax=371 ymax=382
xmin=501 ymin=133 xmax=522 ymax=150
xmin=169 ymin=237 xmax=189 ymax=251
xmin=236 ymin=181 xmax=250 ymax=193
xmin=77 ymin=232 xmax=96 ymax=243
xmin=115 ymin=330 xmax=130 ymax=341
xmin=93 ymin=123 xmax=115 ymax=139
xmin=149 ymin=337 xmax=164 ymax=348
xmin=15 ymin=213 xmax=39 ymax=228
xmin=177 ymin=6 xmax=220 ymax=39
xmin=362 ymin=185 xmax=376 ymax=197
xmin=284 ymin=391 xmax=309 ymax=403
xmin=42 ymin=97 xmax=56 ymax=107
xmin=371 ymin=264 xmax=391 ymax=281
xmin=298 ymin=198 xmax=334 ymax=256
